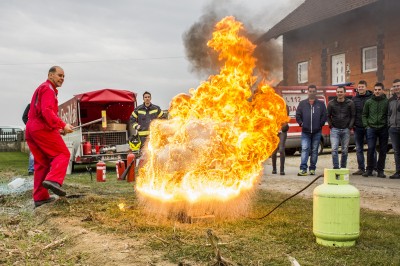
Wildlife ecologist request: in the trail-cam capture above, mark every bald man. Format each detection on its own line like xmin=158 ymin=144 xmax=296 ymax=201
xmin=26 ymin=66 xmax=73 ymax=207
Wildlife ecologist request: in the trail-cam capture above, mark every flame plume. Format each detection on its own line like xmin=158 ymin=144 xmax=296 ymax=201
xmin=136 ymin=16 xmax=288 ymax=218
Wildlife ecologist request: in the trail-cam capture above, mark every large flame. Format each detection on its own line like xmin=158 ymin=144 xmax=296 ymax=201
xmin=136 ymin=16 xmax=288 ymax=217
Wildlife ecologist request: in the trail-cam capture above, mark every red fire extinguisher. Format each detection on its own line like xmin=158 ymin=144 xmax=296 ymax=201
xmin=96 ymin=160 xmax=106 ymax=182
xmin=83 ymin=140 xmax=91 ymax=155
xmin=127 ymin=153 xmax=135 ymax=182
xmin=116 ymin=159 xmax=126 ymax=180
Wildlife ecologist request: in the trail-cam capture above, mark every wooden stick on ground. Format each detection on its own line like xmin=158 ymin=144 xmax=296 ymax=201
xmin=41 ymin=236 xmax=68 ymax=251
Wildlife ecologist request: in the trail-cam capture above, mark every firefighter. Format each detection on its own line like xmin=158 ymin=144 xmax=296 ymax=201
xmin=26 ymin=66 xmax=74 ymax=208
xmin=130 ymin=91 xmax=163 ymax=149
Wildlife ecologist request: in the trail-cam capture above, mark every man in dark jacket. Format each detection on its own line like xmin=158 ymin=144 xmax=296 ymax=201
xmin=362 ymin=82 xmax=389 ymax=178
xmin=295 ymin=85 xmax=327 ymax=176
xmin=22 ymin=104 xmax=34 ymax=175
xmin=130 ymin=91 xmax=164 ymax=149
xmin=388 ymin=79 xmax=400 ymax=179
xmin=352 ymin=80 xmax=373 ymax=175
xmin=327 ymin=86 xmax=355 ymax=169
xmin=271 ymin=105 xmax=289 ymax=175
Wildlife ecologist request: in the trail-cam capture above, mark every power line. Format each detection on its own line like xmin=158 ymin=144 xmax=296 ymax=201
xmin=0 ymin=56 xmax=186 ymax=66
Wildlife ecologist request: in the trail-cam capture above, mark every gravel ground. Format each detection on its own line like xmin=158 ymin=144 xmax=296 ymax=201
xmin=260 ymin=148 xmax=400 ymax=214
xmin=0 ymin=176 xmax=33 ymax=195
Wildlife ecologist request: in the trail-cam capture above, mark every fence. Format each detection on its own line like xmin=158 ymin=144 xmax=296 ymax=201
xmin=0 ymin=131 xmax=24 ymax=152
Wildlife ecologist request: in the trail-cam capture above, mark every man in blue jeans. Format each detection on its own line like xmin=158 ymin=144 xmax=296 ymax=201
xmin=362 ymin=82 xmax=389 ymax=178
xmin=352 ymin=80 xmax=373 ymax=175
xmin=327 ymin=86 xmax=355 ymax=169
xmin=22 ymin=104 xmax=34 ymax=175
xmin=388 ymin=79 xmax=400 ymax=179
xmin=296 ymin=85 xmax=327 ymax=176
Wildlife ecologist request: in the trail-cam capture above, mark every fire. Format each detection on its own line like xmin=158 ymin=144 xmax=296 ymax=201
xmin=136 ymin=16 xmax=288 ymax=217
xmin=118 ymin=203 xmax=126 ymax=211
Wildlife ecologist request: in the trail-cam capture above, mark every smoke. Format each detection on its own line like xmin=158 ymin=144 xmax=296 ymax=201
xmin=182 ymin=0 xmax=284 ymax=82
xmin=181 ymin=3 xmax=225 ymax=76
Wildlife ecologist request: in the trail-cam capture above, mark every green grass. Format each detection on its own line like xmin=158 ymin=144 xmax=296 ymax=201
xmin=1 ymin=152 xmax=400 ymax=265
xmin=0 ymin=151 xmax=29 ymax=179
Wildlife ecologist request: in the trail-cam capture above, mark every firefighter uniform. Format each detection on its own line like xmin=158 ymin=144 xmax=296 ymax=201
xmin=26 ymin=80 xmax=70 ymax=202
xmin=130 ymin=103 xmax=163 ymax=148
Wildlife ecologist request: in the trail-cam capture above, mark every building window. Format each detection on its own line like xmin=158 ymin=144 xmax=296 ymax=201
xmin=297 ymin=61 xmax=308 ymax=83
xmin=362 ymin=46 xmax=377 ymax=72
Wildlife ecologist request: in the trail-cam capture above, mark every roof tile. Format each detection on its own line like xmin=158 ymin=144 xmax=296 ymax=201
xmin=260 ymin=0 xmax=379 ymax=41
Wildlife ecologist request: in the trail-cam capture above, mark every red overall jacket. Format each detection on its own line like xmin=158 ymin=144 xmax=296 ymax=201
xmin=28 ymin=80 xmax=65 ymax=131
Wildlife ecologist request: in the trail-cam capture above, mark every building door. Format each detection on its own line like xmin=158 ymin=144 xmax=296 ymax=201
xmin=332 ymin=54 xmax=345 ymax=85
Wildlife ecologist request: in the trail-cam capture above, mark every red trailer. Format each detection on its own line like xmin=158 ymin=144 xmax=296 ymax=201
xmin=59 ymin=89 xmax=137 ymax=173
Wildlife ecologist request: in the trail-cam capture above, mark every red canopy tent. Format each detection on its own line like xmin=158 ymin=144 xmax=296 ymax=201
xmin=74 ymin=89 xmax=137 ymax=125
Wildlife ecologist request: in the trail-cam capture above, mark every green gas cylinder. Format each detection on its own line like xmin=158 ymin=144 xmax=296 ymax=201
xmin=313 ymin=168 xmax=360 ymax=247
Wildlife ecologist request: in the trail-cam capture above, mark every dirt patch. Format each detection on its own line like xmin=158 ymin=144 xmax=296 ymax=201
xmin=260 ymin=150 xmax=400 ymax=214
xmin=37 ymin=214 xmax=177 ymax=266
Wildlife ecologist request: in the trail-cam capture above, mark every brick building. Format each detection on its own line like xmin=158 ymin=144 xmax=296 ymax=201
xmin=259 ymin=0 xmax=400 ymax=90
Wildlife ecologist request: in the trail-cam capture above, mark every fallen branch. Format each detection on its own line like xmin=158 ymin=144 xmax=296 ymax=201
xmin=41 ymin=236 xmax=68 ymax=251
xmin=287 ymin=255 xmax=301 ymax=266
xmin=152 ymin=235 xmax=170 ymax=246
xmin=206 ymin=229 xmax=238 ymax=266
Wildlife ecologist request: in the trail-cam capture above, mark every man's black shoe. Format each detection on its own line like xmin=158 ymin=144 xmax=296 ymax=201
xmin=34 ymin=196 xmax=56 ymax=208
xmin=352 ymin=169 xmax=365 ymax=175
xmin=362 ymin=171 xmax=373 ymax=177
xmin=42 ymin=180 xmax=66 ymax=197
xmin=389 ymin=172 xmax=400 ymax=179
xmin=377 ymin=172 xmax=386 ymax=178
xmin=272 ymin=169 xmax=277 ymax=174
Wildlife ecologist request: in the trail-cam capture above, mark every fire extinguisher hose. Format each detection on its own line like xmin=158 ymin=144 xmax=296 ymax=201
xmin=120 ymin=159 xmax=134 ymax=180
xmin=249 ymin=174 xmax=323 ymax=220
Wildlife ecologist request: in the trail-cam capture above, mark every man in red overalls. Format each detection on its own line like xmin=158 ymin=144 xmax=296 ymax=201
xmin=26 ymin=66 xmax=73 ymax=207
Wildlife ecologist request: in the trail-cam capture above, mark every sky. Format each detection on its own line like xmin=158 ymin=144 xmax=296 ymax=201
xmin=0 ymin=0 xmax=303 ymax=127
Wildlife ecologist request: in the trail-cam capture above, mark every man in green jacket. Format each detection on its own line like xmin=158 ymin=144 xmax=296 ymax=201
xmin=362 ymin=82 xmax=389 ymax=178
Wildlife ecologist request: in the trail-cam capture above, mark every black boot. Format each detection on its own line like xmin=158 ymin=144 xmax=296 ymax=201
xmin=377 ymin=171 xmax=386 ymax=178
xmin=362 ymin=170 xmax=374 ymax=177
xmin=389 ymin=172 xmax=400 ymax=179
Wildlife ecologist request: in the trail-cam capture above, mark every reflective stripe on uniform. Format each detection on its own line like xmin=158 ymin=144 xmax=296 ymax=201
xmin=138 ymin=130 xmax=150 ymax=136
xmin=132 ymin=123 xmax=138 ymax=129
xmin=131 ymin=111 xmax=138 ymax=118
xmin=138 ymin=110 xmax=146 ymax=115
xmin=157 ymin=110 xmax=164 ymax=118
xmin=149 ymin=109 xmax=158 ymax=114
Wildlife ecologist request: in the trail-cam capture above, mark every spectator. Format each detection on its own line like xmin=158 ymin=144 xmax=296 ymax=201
xmin=26 ymin=66 xmax=74 ymax=207
xmin=362 ymin=82 xmax=389 ymax=178
xmin=130 ymin=91 xmax=163 ymax=149
xmin=327 ymin=86 xmax=355 ymax=169
xmin=388 ymin=79 xmax=400 ymax=179
xmin=271 ymin=105 xmax=289 ymax=175
xmin=22 ymin=104 xmax=34 ymax=175
xmin=295 ymin=85 xmax=327 ymax=176
xmin=352 ymin=80 xmax=373 ymax=175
